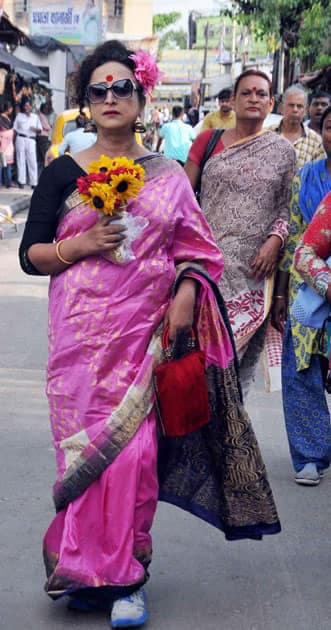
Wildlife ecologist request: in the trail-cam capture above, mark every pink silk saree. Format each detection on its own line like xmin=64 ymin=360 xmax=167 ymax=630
xmin=42 ymin=156 xmax=280 ymax=600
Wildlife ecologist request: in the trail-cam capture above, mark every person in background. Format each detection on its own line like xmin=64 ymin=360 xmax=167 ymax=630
xmin=32 ymin=84 xmax=46 ymax=112
xmin=270 ymin=85 xmax=325 ymax=168
xmin=0 ymin=101 xmax=14 ymax=188
xmin=200 ymin=88 xmax=235 ymax=131
xmin=156 ymin=105 xmax=195 ymax=165
xmin=151 ymin=106 xmax=161 ymax=131
xmin=0 ymin=99 xmax=13 ymax=128
xmin=272 ymin=105 xmax=331 ymax=486
xmin=185 ymin=69 xmax=296 ymax=400
xmin=18 ymin=40 xmax=280 ymax=628
xmin=305 ymin=90 xmax=331 ymax=135
xmin=5 ymin=72 xmax=22 ymax=108
xmin=37 ymin=102 xmax=52 ymax=174
xmin=58 ymin=112 xmax=96 ymax=155
xmin=162 ymin=104 xmax=169 ymax=123
xmin=187 ymin=107 xmax=199 ymax=127
xmin=13 ymin=96 xmax=42 ymax=189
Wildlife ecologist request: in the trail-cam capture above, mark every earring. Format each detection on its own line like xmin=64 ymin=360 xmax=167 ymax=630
xmin=133 ymin=117 xmax=146 ymax=133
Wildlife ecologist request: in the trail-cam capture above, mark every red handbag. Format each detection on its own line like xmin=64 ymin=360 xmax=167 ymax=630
xmin=153 ymin=327 xmax=210 ymax=437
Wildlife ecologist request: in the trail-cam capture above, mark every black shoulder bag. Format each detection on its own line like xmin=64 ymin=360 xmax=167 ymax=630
xmin=195 ymin=128 xmax=224 ymax=202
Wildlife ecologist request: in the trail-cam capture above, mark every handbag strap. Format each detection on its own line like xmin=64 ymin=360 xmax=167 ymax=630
xmin=162 ymin=326 xmax=196 ymax=359
xmin=195 ymin=128 xmax=224 ymax=199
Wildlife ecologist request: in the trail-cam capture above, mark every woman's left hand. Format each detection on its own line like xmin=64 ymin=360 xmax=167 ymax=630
xmin=250 ymin=235 xmax=282 ymax=281
xmin=164 ymin=279 xmax=197 ymax=340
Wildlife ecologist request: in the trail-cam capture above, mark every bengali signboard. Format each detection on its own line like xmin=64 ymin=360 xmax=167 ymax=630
xmin=29 ymin=0 xmax=101 ymax=45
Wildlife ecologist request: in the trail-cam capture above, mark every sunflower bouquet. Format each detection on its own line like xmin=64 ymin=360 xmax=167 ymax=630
xmin=77 ymin=155 xmax=148 ymax=263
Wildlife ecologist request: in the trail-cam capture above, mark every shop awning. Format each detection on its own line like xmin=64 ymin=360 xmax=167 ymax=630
xmin=0 ymin=47 xmax=47 ymax=80
xmin=0 ymin=11 xmax=27 ymax=46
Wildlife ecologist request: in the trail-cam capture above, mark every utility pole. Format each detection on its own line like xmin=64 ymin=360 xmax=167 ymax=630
xmin=230 ymin=11 xmax=236 ymax=83
xmin=277 ymin=36 xmax=285 ymax=95
xmin=200 ymin=21 xmax=209 ymax=108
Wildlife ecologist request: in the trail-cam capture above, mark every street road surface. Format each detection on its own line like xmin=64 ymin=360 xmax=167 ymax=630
xmin=0 ymin=211 xmax=330 ymax=630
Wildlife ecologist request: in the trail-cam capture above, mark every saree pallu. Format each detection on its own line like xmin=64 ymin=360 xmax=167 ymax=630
xmin=200 ymin=130 xmax=295 ymax=394
xmin=42 ymin=156 xmax=280 ymax=600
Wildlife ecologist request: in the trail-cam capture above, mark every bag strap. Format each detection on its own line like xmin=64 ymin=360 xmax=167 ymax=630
xmin=195 ymin=128 xmax=224 ymax=199
xmin=162 ymin=325 xmax=196 ymax=360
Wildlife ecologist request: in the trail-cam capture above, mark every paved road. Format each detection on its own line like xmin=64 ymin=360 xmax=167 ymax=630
xmin=0 ymin=212 xmax=330 ymax=630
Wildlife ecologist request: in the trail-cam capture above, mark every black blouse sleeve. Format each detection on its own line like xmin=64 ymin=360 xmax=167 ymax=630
xmin=18 ymin=155 xmax=85 ymax=275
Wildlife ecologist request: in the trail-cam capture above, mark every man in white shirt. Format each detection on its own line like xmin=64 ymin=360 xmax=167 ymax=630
xmin=58 ymin=114 xmax=96 ymax=155
xmin=13 ymin=97 xmax=42 ymax=189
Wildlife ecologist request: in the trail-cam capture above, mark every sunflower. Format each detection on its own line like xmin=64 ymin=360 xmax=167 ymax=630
xmin=87 ymin=182 xmax=117 ymax=214
xmin=110 ymin=170 xmax=145 ymax=206
xmin=77 ymin=156 xmax=145 ymax=215
xmin=88 ymin=155 xmax=138 ymax=175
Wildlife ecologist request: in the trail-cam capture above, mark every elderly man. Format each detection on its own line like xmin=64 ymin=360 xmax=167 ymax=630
xmin=305 ymin=89 xmax=331 ymax=135
xmin=270 ymin=85 xmax=325 ymax=168
xmin=201 ymin=88 xmax=235 ymax=131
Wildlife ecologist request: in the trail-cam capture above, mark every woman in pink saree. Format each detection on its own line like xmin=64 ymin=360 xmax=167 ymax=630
xmin=19 ymin=41 xmax=280 ymax=628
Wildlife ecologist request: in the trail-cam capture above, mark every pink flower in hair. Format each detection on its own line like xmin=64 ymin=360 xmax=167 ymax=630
xmin=129 ymin=50 xmax=163 ymax=94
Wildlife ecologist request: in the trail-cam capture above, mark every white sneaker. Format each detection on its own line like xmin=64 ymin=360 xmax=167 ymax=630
xmin=295 ymin=463 xmax=320 ymax=486
xmin=110 ymin=588 xmax=148 ymax=628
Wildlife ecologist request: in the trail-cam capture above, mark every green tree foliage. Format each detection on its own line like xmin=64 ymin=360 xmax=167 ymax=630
xmin=153 ymin=12 xmax=186 ymax=56
xmin=233 ymin=1 xmax=331 ymax=69
xmin=293 ymin=2 xmax=331 ymax=69
xmin=153 ymin=12 xmax=182 ymax=33
xmin=160 ymin=29 xmax=187 ymax=50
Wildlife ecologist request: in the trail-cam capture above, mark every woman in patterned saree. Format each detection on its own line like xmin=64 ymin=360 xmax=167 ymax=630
xmin=185 ymin=70 xmax=296 ymax=400
xmin=271 ymin=106 xmax=331 ymax=486
xmin=19 ymin=41 xmax=280 ymax=628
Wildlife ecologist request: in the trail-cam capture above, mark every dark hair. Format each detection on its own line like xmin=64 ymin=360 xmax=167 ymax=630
xmin=218 ymin=88 xmax=232 ymax=101
xmin=172 ymin=105 xmax=183 ymax=119
xmin=320 ymin=105 xmax=331 ymax=132
xmin=39 ymin=102 xmax=48 ymax=114
xmin=75 ymin=113 xmax=87 ymax=128
xmin=234 ymin=69 xmax=273 ymax=97
xmin=20 ymin=96 xmax=31 ymax=112
xmin=187 ymin=107 xmax=199 ymax=126
xmin=309 ymin=89 xmax=331 ymax=106
xmin=1 ymin=100 xmax=12 ymax=113
xmin=75 ymin=40 xmax=146 ymax=110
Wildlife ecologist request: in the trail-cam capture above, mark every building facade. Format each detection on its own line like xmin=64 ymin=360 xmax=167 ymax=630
xmin=4 ymin=0 xmax=153 ymax=44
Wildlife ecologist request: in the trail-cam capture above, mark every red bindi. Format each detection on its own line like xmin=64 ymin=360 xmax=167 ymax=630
xmin=252 ymin=86 xmax=257 ymax=91
xmin=106 ymin=74 xmax=113 ymax=82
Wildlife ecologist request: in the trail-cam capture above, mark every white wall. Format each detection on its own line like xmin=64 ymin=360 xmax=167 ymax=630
xmin=14 ymin=46 xmax=67 ymax=114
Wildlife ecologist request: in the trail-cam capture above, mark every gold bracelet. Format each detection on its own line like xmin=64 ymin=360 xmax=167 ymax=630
xmin=55 ymin=240 xmax=74 ymax=265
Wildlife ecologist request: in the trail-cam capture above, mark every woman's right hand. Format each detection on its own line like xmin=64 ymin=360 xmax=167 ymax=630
xmin=270 ymin=295 xmax=287 ymax=333
xmin=27 ymin=214 xmax=127 ymax=276
xmin=78 ymin=213 xmax=127 ymax=256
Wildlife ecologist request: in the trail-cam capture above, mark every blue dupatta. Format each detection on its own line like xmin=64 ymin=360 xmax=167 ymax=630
xmin=299 ymin=159 xmax=331 ymax=224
